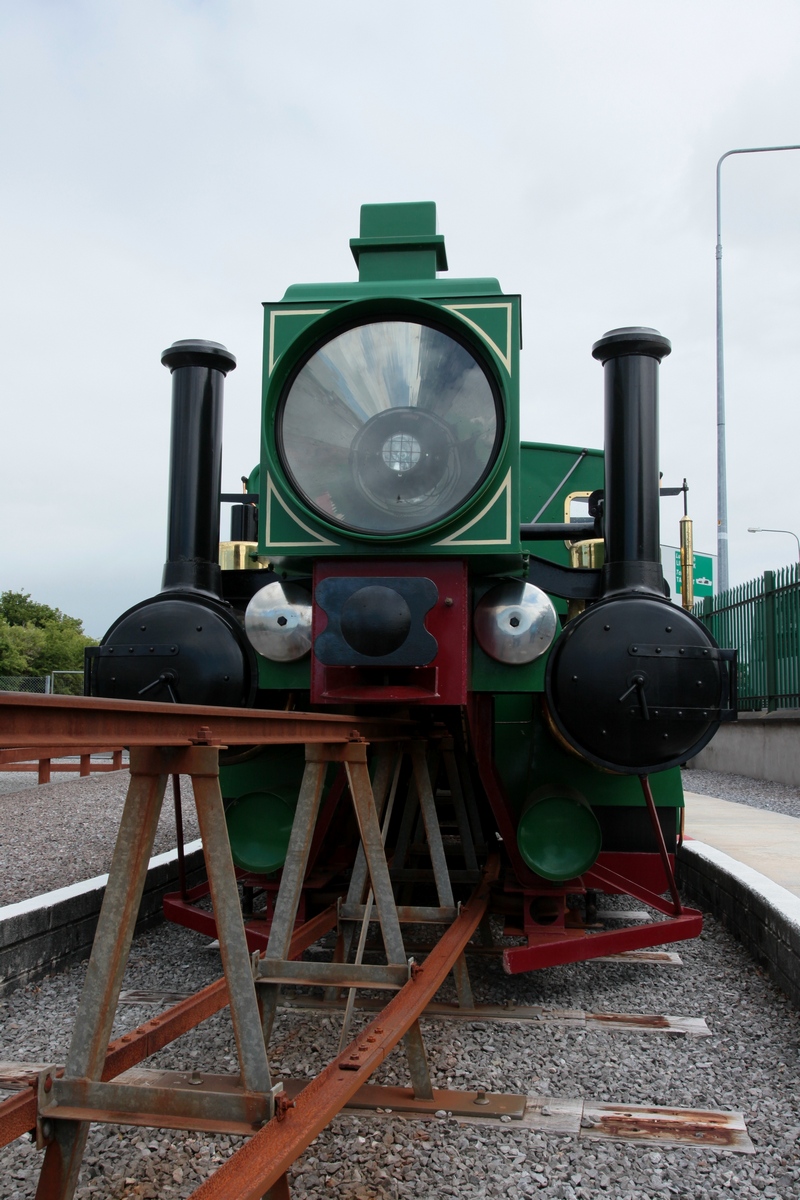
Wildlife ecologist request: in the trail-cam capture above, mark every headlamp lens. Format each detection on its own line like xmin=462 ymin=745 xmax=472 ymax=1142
xmin=277 ymin=319 xmax=501 ymax=535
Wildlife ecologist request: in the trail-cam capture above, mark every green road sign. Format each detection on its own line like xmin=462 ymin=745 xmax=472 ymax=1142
xmin=675 ymin=550 xmax=714 ymax=597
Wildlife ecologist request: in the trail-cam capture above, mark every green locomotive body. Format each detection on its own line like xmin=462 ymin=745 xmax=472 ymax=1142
xmin=89 ymin=201 xmax=733 ymax=970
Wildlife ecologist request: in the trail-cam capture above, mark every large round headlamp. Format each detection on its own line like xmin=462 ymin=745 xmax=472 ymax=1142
xmin=276 ymin=317 xmax=503 ymax=536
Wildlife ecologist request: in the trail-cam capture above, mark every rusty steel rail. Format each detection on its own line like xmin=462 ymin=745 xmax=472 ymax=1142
xmin=188 ymin=855 xmax=500 ymax=1200
xmin=0 ymin=693 xmax=413 ymax=748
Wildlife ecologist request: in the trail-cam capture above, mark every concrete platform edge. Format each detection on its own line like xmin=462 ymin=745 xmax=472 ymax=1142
xmin=677 ymin=838 xmax=800 ymax=1008
xmin=0 ymin=840 xmax=207 ymax=994
xmin=688 ymin=710 xmax=800 ymax=786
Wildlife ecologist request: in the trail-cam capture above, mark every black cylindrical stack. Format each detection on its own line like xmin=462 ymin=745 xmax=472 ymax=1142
xmin=546 ymin=324 xmax=735 ymax=775
xmin=591 ymin=327 xmax=671 ymax=595
xmin=160 ymin=339 xmax=236 ymax=595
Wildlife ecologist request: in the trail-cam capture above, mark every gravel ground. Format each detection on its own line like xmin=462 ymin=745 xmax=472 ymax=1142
xmin=681 ymin=768 xmax=800 ymax=819
xmin=1 ymin=909 xmax=799 ymax=1199
xmin=0 ymin=772 xmax=199 ymax=907
xmin=2 ymin=769 xmax=800 ymax=1195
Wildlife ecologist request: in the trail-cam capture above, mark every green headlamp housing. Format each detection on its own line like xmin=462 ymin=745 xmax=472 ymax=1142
xmin=259 ymin=202 xmax=521 ymax=567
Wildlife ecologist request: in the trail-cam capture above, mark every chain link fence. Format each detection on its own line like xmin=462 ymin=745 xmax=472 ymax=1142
xmin=0 ymin=671 xmax=85 ymax=695
xmin=0 ymin=676 xmax=51 ymax=693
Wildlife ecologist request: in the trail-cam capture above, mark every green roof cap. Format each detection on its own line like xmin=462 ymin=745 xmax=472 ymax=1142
xmin=350 ymin=201 xmax=448 ymax=281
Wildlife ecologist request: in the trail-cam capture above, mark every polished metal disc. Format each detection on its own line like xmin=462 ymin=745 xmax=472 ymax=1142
xmin=474 ymin=580 xmax=558 ymax=665
xmin=245 ymin=581 xmax=312 ymax=662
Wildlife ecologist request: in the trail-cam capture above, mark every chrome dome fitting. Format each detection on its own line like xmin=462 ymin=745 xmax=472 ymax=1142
xmin=245 ymin=581 xmax=312 ymax=662
xmin=474 ymin=580 xmax=558 ymax=665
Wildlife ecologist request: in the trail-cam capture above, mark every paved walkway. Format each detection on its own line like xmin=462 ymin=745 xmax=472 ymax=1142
xmin=684 ymin=790 xmax=800 ymax=900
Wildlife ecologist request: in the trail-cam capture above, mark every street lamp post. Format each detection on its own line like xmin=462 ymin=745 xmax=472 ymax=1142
xmin=747 ymin=526 xmax=800 ymax=563
xmin=716 ymin=144 xmax=800 ymax=595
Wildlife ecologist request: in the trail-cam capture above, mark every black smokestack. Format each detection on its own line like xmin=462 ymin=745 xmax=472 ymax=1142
xmin=591 ymin=326 xmax=671 ymax=596
xmin=160 ymin=338 xmax=236 ymax=596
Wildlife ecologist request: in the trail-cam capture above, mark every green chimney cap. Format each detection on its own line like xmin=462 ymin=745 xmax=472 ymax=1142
xmin=350 ymin=201 xmax=448 ymax=281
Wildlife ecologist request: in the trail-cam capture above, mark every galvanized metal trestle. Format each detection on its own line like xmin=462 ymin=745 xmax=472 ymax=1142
xmin=255 ymin=739 xmax=435 ymax=1101
xmin=34 ymin=744 xmax=273 ymax=1200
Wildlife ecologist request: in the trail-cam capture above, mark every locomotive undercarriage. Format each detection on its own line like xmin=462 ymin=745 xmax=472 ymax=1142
xmin=162 ymin=701 xmax=702 ymax=980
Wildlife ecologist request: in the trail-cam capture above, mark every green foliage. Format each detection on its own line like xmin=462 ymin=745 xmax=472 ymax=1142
xmin=0 ymin=620 xmax=27 ymax=675
xmin=0 ymin=591 xmax=96 ymax=677
xmin=1 ymin=590 xmax=83 ymax=631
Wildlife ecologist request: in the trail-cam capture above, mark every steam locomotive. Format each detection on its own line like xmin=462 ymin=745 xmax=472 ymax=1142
xmin=86 ymin=202 xmax=736 ymax=971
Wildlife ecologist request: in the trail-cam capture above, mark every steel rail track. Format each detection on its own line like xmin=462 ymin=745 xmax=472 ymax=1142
xmin=0 ymin=693 xmax=414 ymax=747
xmin=190 ymin=855 xmax=499 ymax=1200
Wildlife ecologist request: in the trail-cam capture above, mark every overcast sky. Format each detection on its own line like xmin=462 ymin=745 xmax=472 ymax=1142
xmin=2 ymin=1 xmax=800 ymax=636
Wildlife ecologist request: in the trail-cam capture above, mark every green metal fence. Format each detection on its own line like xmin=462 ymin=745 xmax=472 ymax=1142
xmin=695 ymin=563 xmax=800 ymax=711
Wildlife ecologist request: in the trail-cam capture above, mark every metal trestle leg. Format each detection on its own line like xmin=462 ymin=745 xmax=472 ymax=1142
xmin=344 ymin=747 xmax=434 ymax=1100
xmin=36 ymin=747 xmax=171 ymax=1200
xmin=410 ymin=739 xmax=475 ymax=1009
xmin=258 ymin=754 xmax=328 ymax=1048
xmin=34 ymin=745 xmax=272 ymax=1200
xmin=326 ymin=746 xmax=397 ymax=992
xmin=254 ymin=739 xmax=435 ymax=1100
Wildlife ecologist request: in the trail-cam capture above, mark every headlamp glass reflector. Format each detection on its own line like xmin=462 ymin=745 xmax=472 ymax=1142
xmin=277 ymin=319 xmax=502 ymax=535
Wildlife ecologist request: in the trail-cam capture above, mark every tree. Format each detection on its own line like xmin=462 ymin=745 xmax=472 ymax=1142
xmin=1 ymin=591 xmax=83 ymax=632
xmin=0 ymin=592 xmax=96 ymax=679
xmin=0 ymin=618 xmax=28 ymax=675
